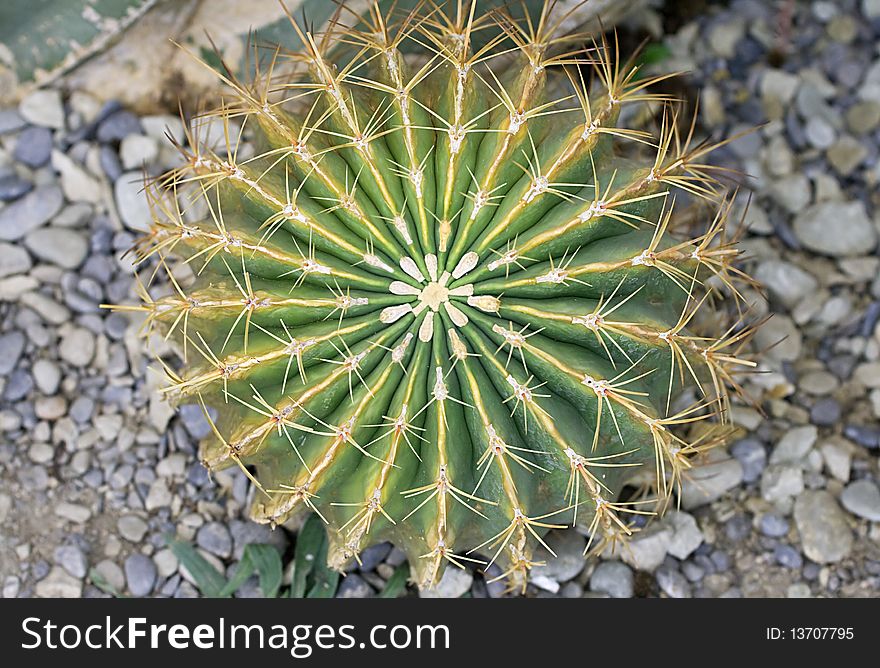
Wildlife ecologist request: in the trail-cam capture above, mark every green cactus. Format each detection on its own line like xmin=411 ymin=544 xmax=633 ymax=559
xmin=124 ymin=0 xmax=757 ymax=591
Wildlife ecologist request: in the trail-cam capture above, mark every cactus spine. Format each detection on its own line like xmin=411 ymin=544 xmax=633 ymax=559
xmin=126 ymin=1 xmax=757 ymax=591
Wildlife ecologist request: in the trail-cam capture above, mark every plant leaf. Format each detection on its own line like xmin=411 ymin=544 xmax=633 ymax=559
xmin=306 ymin=519 xmax=339 ymax=598
xmin=89 ymin=568 xmax=124 ymax=598
xmin=244 ymin=544 xmax=284 ymax=598
xmin=217 ymin=555 xmax=256 ymax=598
xmin=167 ymin=536 xmax=227 ymax=598
xmin=379 ymin=563 xmax=410 ymax=599
xmin=290 ymin=514 xmax=324 ymax=598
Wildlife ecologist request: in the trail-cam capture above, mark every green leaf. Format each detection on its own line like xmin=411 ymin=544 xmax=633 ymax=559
xmin=379 ymin=563 xmax=410 ymax=598
xmin=640 ymin=43 xmax=672 ymax=67
xmin=217 ymin=556 xmax=255 ymax=598
xmin=306 ymin=516 xmax=340 ymax=598
xmin=167 ymin=536 xmax=227 ymax=598
xmin=244 ymin=544 xmax=284 ymax=598
xmin=89 ymin=568 xmax=124 ymax=598
xmin=306 ymin=570 xmax=339 ymax=598
xmin=290 ymin=514 xmax=324 ymax=598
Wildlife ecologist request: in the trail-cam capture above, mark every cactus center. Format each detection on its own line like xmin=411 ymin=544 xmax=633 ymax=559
xmin=419 ymin=280 xmax=450 ymax=311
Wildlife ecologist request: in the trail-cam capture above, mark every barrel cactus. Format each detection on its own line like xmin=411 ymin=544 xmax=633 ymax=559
xmin=127 ymin=0 xmax=756 ymax=591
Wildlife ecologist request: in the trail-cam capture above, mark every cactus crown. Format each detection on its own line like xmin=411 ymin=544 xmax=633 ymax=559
xmin=126 ymin=0 xmax=757 ymax=591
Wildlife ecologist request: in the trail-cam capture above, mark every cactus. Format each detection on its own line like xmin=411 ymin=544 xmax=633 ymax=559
xmin=123 ymin=0 xmax=757 ymax=592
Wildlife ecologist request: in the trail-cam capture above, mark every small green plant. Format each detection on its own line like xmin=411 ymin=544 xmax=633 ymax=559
xmin=167 ymin=515 xmax=343 ymax=598
xmin=120 ymin=0 xmax=756 ymax=592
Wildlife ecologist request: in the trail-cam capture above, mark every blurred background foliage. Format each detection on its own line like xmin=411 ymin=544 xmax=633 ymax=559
xmin=0 ymin=0 xmax=651 ymax=112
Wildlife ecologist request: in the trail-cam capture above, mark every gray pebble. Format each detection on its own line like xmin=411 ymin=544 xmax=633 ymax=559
xmin=336 ymin=573 xmax=374 ymax=598
xmin=97 ymin=111 xmax=142 ymax=143
xmin=32 ymin=358 xmax=61 ymax=395
xmin=804 ymin=116 xmax=837 ymax=148
xmin=530 ymin=529 xmax=586 ymax=583
xmin=860 ymin=302 xmax=880 ymax=337
xmin=104 ymin=313 xmax=129 ymax=339
xmin=0 ymin=331 xmax=25 ymax=375
xmin=54 ymin=545 xmax=88 ymax=579
xmin=0 ymin=110 xmax=27 ymax=134
xmin=24 ymin=227 xmax=89 ymax=269
xmin=559 ymin=582 xmax=582 ymax=598
xmin=117 ymin=515 xmax=148 ymax=542
xmin=59 ymin=327 xmax=96 ymax=367
xmin=196 ymin=522 xmax=233 ymax=559
xmin=385 ymin=547 xmax=406 ymax=567
xmin=681 ymin=561 xmax=705 ymax=582
xmin=13 ymin=126 xmax=53 ymax=168
xmin=724 ymin=513 xmax=752 ymax=542
xmin=228 ymin=520 xmax=286 ymax=560
xmin=174 ymin=581 xmax=200 ymax=598
xmin=0 ymin=184 xmax=64 ymax=241
xmin=839 ymin=479 xmax=880 ymax=521
xmin=656 ymin=567 xmax=692 ymax=598
xmin=420 ymin=567 xmax=472 ymax=598
xmin=0 ymin=241 xmax=32 ymax=278
xmin=730 ymin=438 xmax=767 ymax=483
xmin=114 ymin=172 xmax=152 ymax=232
xmin=18 ymin=90 xmax=64 ymax=129
xmin=82 ymin=255 xmax=115 ymax=284
xmin=794 ymin=491 xmax=853 ymax=563
xmin=710 ymin=550 xmax=730 ymax=572
xmin=93 ymin=560 xmax=125 ymax=592
xmin=794 ymin=201 xmax=878 ymax=257
xmin=99 ymin=145 xmax=123 ymax=181
xmin=179 ymin=404 xmax=213 ymax=440
xmin=124 ymin=554 xmax=157 ymax=597
xmin=589 ymin=561 xmax=634 ymax=598
xmin=68 ymin=396 xmax=95 ymax=423
xmin=4 ymin=369 xmax=33 ymax=401
xmin=774 ymin=544 xmax=804 ymax=569
xmin=844 ymin=424 xmax=880 ymax=449
xmin=810 ymin=397 xmax=841 ymax=426
xmin=760 ymin=513 xmax=790 ymax=537
xmin=32 ymin=560 xmax=51 ymax=580
xmin=358 ymin=542 xmax=392 ymax=572
xmin=0 ymin=175 xmax=34 ymax=201
xmin=753 ymin=260 xmax=817 ymax=308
